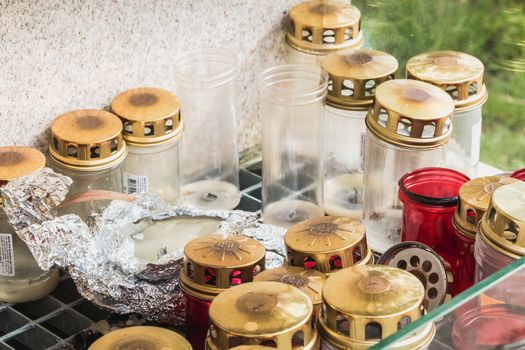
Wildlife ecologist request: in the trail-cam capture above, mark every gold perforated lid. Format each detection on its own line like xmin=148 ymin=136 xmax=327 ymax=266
xmin=406 ymin=51 xmax=487 ymax=111
xmin=49 ymin=109 xmax=127 ymax=171
xmin=285 ymin=216 xmax=372 ymax=274
xmin=230 ymin=347 xmax=275 ymax=350
xmin=286 ymin=0 xmax=363 ymax=55
xmin=322 ymin=49 xmax=398 ymax=110
xmin=481 ymin=182 xmax=525 ymax=257
xmin=254 ymin=266 xmax=326 ymax=305
xmin=87 ymin=326 xmax=191 ymax=350
xmin=365 ymin=79 xmax=454 ymax=149
xmin=111 ymin=87 xmax=183 ymax=146
xmin=209 ymin=281 xmax=312 ymax=336
xmin=180 ymin=234 xmax=266 ymax=299
xmin=0 ymin=146 xmax=46 ymax=181
xmin=455 ymin=176 xmax=520 ymax=237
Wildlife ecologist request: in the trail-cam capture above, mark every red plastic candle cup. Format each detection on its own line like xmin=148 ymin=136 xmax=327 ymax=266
xmin=183 ymin=291 xmax=212 ymax=350
xmin=399 ymin=167 xmax=469 ymax=293
xmin=511 ymin=168 xmax=525 ymax=181
xmin=452 ymin=304 xmax=525 ymax=349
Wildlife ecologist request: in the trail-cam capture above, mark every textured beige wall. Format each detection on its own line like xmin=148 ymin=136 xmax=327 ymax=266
xmin=0 ymin=0 xmax=301 ymax=152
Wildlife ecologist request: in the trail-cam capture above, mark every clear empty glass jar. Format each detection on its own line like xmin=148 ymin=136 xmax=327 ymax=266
xmin=0 ymin=146 xmax=59 ymax=302
xmin=363 ymin=79 xmax=454 ymax=253
xmin=286 ymin=0 xmax=364 ymax=66
xmin=48 ymin=109 xmax=127 ymax=219
xmin=407 ymin=51 xmax=488 ymax=177
xmin=260 ymin=64 xmax=328 ymax=228
xmin=322 ymin=49 xmax=397 ymax=218
xmin=318 ymin=265 xmax=435 ymax=350
xmin=174 ymin=48 xmax=240 ymax=210
xmin=111 ymin=87 xmax=183 ymax=203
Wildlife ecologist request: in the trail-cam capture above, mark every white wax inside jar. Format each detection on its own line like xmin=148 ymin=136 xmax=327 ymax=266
xmin=182 ymin=180 xmax=241 ymax=210
xmin=263 ymin=199 xmax=325 ymax=229
xmin=0 ymin=270 xmax=59 ymax=303
xmin=131 ymin=216 xmax=222 ymax=265
xmin=323 ymin=173 xmax=363 ymax=218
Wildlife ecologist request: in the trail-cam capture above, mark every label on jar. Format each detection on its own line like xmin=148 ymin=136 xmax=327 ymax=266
xmin=0 ymin=234 xmax=15 ymax=276
xmin=123 ymin=173 xmax=149 ymax=195
xmin=471 ymin=121 xmax=482 ymax=165
xmin=360 ymin=132 xmax=367 ymax=172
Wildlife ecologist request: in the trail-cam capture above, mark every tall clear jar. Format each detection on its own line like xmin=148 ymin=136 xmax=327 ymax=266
xmin=111 ymin=87 xmax=183 ymax=203
xmin=406 ymin=51 xmax=488 ymax=177
xmin=286 ymin=0 xmax=364 ymax=66
xmin=174 ymin=48 xmax=240 ymax=210
xmin=0 ymin=146 xmax=59 ymax=302
xmin=322 ymin=49 xmax=397 ymax=218
xmin=260 ymin=64 xmax=328 ymax=228
xmin=363 ymin=79 xmax=455 ymax=253
xmin=48 ymin=109 xmax=128 ymax=220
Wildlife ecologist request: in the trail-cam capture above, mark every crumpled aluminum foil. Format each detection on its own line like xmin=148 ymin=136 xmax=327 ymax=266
xmin=0 ymin=168 xmax=286 ymax=323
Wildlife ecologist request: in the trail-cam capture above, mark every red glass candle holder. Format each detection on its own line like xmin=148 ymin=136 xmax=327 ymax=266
xmin=511 ymin=168 xmax=525 ymax=181
xmin=453 ymin=230 xmax=476 ymax=293
xmin=452 ymin=304 xmax=525 ymax=349
xmin=183 ymin=291 xmax=212 ymax=350
xmin=399 ymin=167 xmax=469 ymax=294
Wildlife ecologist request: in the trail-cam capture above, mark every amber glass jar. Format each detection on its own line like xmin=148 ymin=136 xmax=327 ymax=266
xmin=407 ymin=51 xmax=487 ymax=177
xmin=322 ymin=49 xmax=397 ymax=218
xmin=179 ymin=234 xmax=266 ymax=350
xmin=318 ymin=265 xmax=435 ymax=350
xmin=111 ymin=87 xmax=183 ymax=202
xmin=286 ymin=0 xmax=364 ymax=66
xmin=0 ymin=146 xmax=59 ymax=302
xmin=48 ymin=109 xmax=127 ymax=219
xmin=363 ymin=79 xmax=454 ymax=253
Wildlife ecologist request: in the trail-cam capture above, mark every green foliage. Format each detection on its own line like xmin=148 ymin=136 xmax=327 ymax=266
xmin=354 ymin=0 xmax=525 ymax=170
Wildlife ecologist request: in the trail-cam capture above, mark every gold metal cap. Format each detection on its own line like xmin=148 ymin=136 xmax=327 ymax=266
xmin=406 ymin=51 xmax=488 ymax=111
xmin=87 ymin=326 xmax=191 ymax=350
xmin=111 ymin=87 xmax=183 ymax=146
xmin=253 ymin=266 xmax=326 ymax=307
xmin=318 ymin=265 xmax=434 ymax=349
xmin=0 ymin=146 xmax=46 ymax=181
xmin=454 ymin=176 xmax=520 ymax=237
xmin=286 ymin=0 xmax=364 ymax=55
xmin=365 ymin=79 xmax=454 ymax=149
xmin=322 ymin=49 xmax=398 ymax=110
xmin=481 ymin=182 xmax=525 ymax=258
xmin=207 ymin=281 xmax=318 ymax=350
xmin=285 ymin=216 xmax=373 ymax=274
xmin=49 ymin=109 xmax=127 ymax=171
xmin=230 ymin=347 xmax=276 ymax=350
xmin=179 ymin=234 xmax=266 ymax=300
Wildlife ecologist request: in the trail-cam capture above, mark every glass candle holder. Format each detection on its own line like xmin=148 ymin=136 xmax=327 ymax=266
xmin=0 ymin=147 xmax=59 ymax=303
xmin=453 ymin=176 xmax=519 ymax=294
xmin=88 ymin=326 xmax=191 ymax=350
xmin=363 ymin=79 xmax=455 ymax=253
xmin=322 ymin=49 xmax=398 ymax=218
xmin=284 ymin=216 xmax=372 ymax=275
xmin=48 ymin=109 xmax=127 ymax=220
xmin=286 ymin=0 xmax=364 ymax=66
xmin=260 ymin=64 xmax=328 ymax=228
xmin=206 ymin=281 xmax=318 ymax=350
xmin=398 ymin=167 xmax=469 ymax=295
xmin=407 ymin=51 xmax=488 ymax=177
xmin=174 ymin=48 xmax=240 ymax=210
xmin=318 ymin=265 xmax=435 ymax=350
xmin=179 ymin=234 xmax=266 ymax=350
xmin=511 ymin=168 xmax=525 ymax=181
xmin=111 ymin=87 xmax=184 ymax=203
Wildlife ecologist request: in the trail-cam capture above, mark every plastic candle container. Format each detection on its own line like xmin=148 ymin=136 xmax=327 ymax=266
xmin=260 ymin=64 xmax=328 ymax=228
xmin=406 ymin=51 xmax=488 ymax=177
xmin=111 ymin=87 xmax=184 ymax=202
xmin=322 ymin=49 xmax=398 ymax=218
xmin=362 ymin=79 xmax=455 ymax=253
xmin=47 ymin=109 xmax=127 ymax=219
xmin=0 ymin=146 xmax=59 ymax=302
xmin=286 ymin=0 xmax=363 ymax=66
xmin=174 ymin=48 xmax=241 ymax=210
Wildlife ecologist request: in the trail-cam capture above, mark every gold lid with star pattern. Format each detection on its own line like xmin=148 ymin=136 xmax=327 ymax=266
xmin=179 ymin=234 xmax=266 ymax=300
xmin=285 ymin=216 xmax=372 ymax=275
xmin=207 ymin=281 xmax=319 ymax=350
